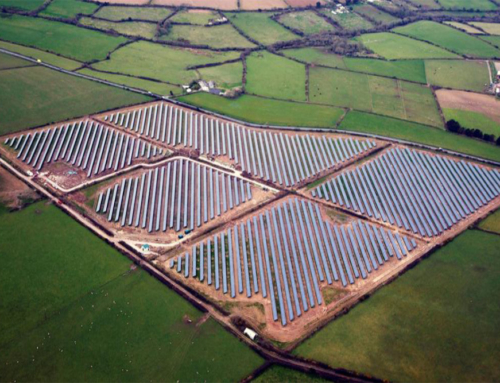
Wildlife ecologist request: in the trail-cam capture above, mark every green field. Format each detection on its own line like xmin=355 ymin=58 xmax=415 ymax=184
xmin=437 ymin=0 xmax=497 ymax=10
xmin=442 ymin=108 xmax=500 ymax=136
xmin=356 ymin=32 xmax=459 ymax=59
xmin=178 ymin=92 xmax=345 ymax=128
xmin=40 ymin=0 xmax=98 ymax=20
xmin=254 ymin=365 xmax=329 ymax=383
xmin=79 ymin=17 xmax=158 ymax=39
xmin=0 ymin=41 xmax=82 ymax=70
xmin=94 ymin=5 xmax=172 ymax=21
xmin=0 ymin=0 xmax=44 ymax=11
xmin=295 ymin=229 xmax=500 ymax=382
xmin=408 ymin=0 xmax=442 ymax=8
xmin=394 ymin=21 xmax=500 ymax=58
xmin=169 ymin=9 xmax=219 ymax=25
xmin=92 ymin=41 xmax=240 ymax=85
xmin=444 ymin=21 xmax=484 ymax=34
xmin=78 ymin=68 xmax=183 ymax=96
xmin=0 ymin=66 xmax=150 ymax=135
xmin=197 ymin=61 xmax=243 ymax=90
xmin=354 ymin=4 xmax=399 ymax=24
xmin=339 ymin=111 xmax=500 ymax=161
xmin=246 ymin=51 xmax=306 ymax=101
xmin=159 ymin=24 xmax=255 ymax=49
xmin=225 ymin=12 xmax=298 ymax=45
xmin=0 ymin=14 xmax=127 ymax=62
xmin=470 ymin=22 xmax=500 ymax=35
xmin=0 ymin=52 xmax=33 ymax=70
xmin=479 ymin=35 xmax=500 ymax=48
xmin=320 ymin=9 xmax=374 ymax=31
xmin=310 ymin=67 xmax=442 ymax=127
xmin=478 ymin=209 xmax=500 ymax=234
xmin=278 ymin=11 xmax=335 ymax=35
xmin=0 ymin=202 xmax=263 ymax=382
xmin=425 ymin=60 xmax=489 ymax=92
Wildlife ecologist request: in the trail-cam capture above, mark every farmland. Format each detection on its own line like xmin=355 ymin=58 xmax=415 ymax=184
xmin=478 ymin=209 xmax=500 ymax=234
xmin=0 ymin=52 xmax=32 ymax=70
xmin=79 ymin=17 xmax=158 ymax=39
xmin=0 ymin=0 xmax=44 ymax=10
xmin=480 ymin=35 xmax=500 ymax=48
xmin=470 ymin=22 xmax=500 ymax=35
xmin=444 ymin=21 xmax=484 ymax=34
xmin=254 ymin=365 xmax=329 ymax=382
xmin=277 ymin=11 xmax=336 ymax=35
xmin=294 ymin=229 xmax=500 ymax=382
xmin=40 ymin=0 xmax=98 ymax=20
xmin=169 ymin=9 xmax=219 ymax=25
xmin=197 ymin=61 xmax=243 ymax=90
xmin=93 ymin=5 xmax=173 ymax=21
xmin=442 ymin=108 xmax=500 ymax=136
xmin=320 ymin=9 xmax=374 ymax=31
xmin=353 ymin=4 xmax=399 ymax=25
xmin=425 ymin=60 xmax=490 ymax=92
xmin=0 ymin=15 xmax=127 ymax=62
xmin=437 ymin=0 xmax=498 ymax=10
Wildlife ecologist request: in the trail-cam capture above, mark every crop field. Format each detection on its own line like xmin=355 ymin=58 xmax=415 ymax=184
xmin=320 ymin=9 xmax=374 ymax=31
xmin=309 ymin=67 xmax=442 ymax=127
xmin=0 ymin=66 xmax=150 ymax=135
xmin=478 ymin=209 xmax=500 ymax=234
xmin=394 ymin=21 xmax=500 ymax=58
xmin=354 ymin=4 xmax=400 ymax=25
xmin=178 ymin=93 xmax=345 ymax=127
xmin=94 ymin=5 xmax=173 ymax=21
xmin=197 ymin=61 xmax=243 ymax=90
xmin=159 ymin=24 xmax=256 ymax=49
xmin=169 ymin=9 xmax=219 ymax=25
xmin=225 ymin=12 xmax=299 ymax=45
xmin=442 ymin=108 xmax=500 ymax=136
xmin=0 ymin=0 xmax=44 ymax=10
xmin=425 ymin=60 xmax=490 ymax=92
xmin=294 ymin=229 xmax=500 ymax=382
xmin=91 ymin=41 xmax=241 ymax=85
xmin=245 ymin=51 xmax=306 ymax=101
xmin=0 ymin=202 xmax=263 ymax=382
xmin=444 ymin=21 xmax=484 ymax=34
xmin=311 ymin=146 xmax=500 ymax=238
xmin=470 ymin=22 xmax=500 ymax=35
xmin=339 ymin=111 xmax=500 ymax=162
xmin=437 ymin=0 xmax=498 ymax=10
xmin=79 ymin=17 xmax=158 ymax=39
xmin=356 ymin=32 xmax=459 ymax=60
xmin=40 ymin=0 xmax=99 ymax=20
xmin=0 ymin=15 xmax=127 ymax=62
xmin=277 ymin=11 xmax=336 ymax=35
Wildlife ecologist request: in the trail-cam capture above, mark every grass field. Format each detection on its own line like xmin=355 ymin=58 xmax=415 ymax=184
xmin=394 ymin=21 xmax=500 ymax=58
xmin=178 ymin=92 xmax=345 ymax=128
xmin=0 ymin=41 xmax=82 ymax=70
xmin=197 ymin=61 xmax=243 ymax=90
xmin=92 ymin=41 xmax=240 ymax=85
xmin=159 ymin=24 xmax=256 ymax=49
xmin=356 ymin=32 xmax=459 ymax=60
xmin=39 ymin=0 xmax=98 ymax=20
xmin=277 ymin=11 xmax=335 ymax=35
xmin=479 ymin=35 xmax=500 ymax=48
xmin=225 ymin=12 xmax=298 ymax=45
xmin=478 ymin=209 xmax=500 ymax=234
xmin=254 ymin=365 xmax=329 ymax=383
xmin=169 ymin=9 xmax=219 ymax=25
xmin=0 ymin=14 xmax=127 ymax=62
xmin=246 ymin=51 xmax=306 ymax=101
xmin=442 ymin=108 xmax=500 ymax=136
xmin=78 ymin=68 xmax=183 ymax=96
xmin=295 ymin=229 xmax=500 ymax=382
xmin=339 ymin=111 xmax=500 ymax=161
xmin=444 ymin=21 xmax=484 ymax=34
xmin=79 ymin=17 xmax=158 ymax=39
xmin=0 ymin=0 xmax=44 ymax=10
xmin=0 ymin=66 xmax=150 ymax=135
xmin=320 ymin=9 xmax=373 ymax=31
xmin=437 ymin=0 xmax=497 ymax=10
xmin=0 ymin=52 xmax=33 ymax=70
xmin=309 ymin=67 xmax=442 ymax=127
xmin=0 ymin=202 xmax=263 ymax=382
xmin=408 ymin=0 xmax=442 ymax=8
xmin=425 ymin=60 xmax=490 ymax=92
xmin=470 ymin=22 xmax=500 ymax=35
xmin=354 ymin=4 xmax=399 ymax=25
xmin=94 ymin=5 xmax=172 ymax=21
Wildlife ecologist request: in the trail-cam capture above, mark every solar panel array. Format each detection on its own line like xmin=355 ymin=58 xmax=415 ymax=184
xmin=171 ymin=198 xmax=417 ymax=326
xmin=4 ymin=120 xmax=163 ymax=177
xmin=95 ymin=159 xmax=254 ymax=233
xmin=312 ymin=147 xmax=500 ymax=238
xmin=102 ymin=103 xmax=376 ymax=186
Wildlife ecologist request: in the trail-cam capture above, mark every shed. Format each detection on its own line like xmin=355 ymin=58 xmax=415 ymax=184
xmin=243 ymin=328 xmax=257 ymax=340
xmin=141 ymin=244 xmax=150 ymax=252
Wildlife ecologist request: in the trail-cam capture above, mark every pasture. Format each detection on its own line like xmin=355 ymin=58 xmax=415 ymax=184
xmin=178 ymin=93 xmax=345 ymax=128
xmin=394 ymin=21 xmax=500 ymax=58
xmin=444 ymin=21 xmax=483 ymax=34
xmin=354 ymin=4 xmax=399 ymax=25
xmin=0 ymin=0 xmax=44 ymax=10
xmin=0 ymin=14 xmax=127 ymax=62
xmin=480 ymin=35 xmax=500 ymax=48
xmin=79 ymin=17 xmax=158 ymax=39
xmin=309 ymin=67 xmax=442 ymax=127
xmin=197 ymin=61 xmax=243 ymax=90
xmin=356 ymin=32 xmax=459 ymax=60
xmin=470 ymin=22 xmax=500 ymax=35
xmin=0 ymin=52 xmax=32 ymax=70
xmin=225 ymin=12 xmax=299 ymax=45
xmin=169 ymin=9 xmax=219 ymax=25
xmin=0 ymin=66 xmax=150 ymax=135
xmin=442 ymin=108 xmax=500 ymax=136
xmin=425 ymin=60 xmax=490 ymax=92
xmin=320 ymin=10 xmax=373 ymax=31
xmin=0 ymin=202 xmax=263 ymax=382
xmin=40 ymin=0 xmax=98 ymax=20
xmin=437 ymin=0 xmax=497 ymax=10
xmin=294 ymin=230 xmax=500 ymax=382
xmin=92 ymin=41 xmax=241 ymax=85
xmin=245 ymin=51 xmax=306 ymax=101
xmin=339 ymin=111 xmax=500 ymax=162
xmin=408 ymin=0 xmax=441 ymax=8
xmin=254 ymin=366 xmax=329 ymax=383
xmin=94 ymin=5 xmax=173 ymax=21
xmin=479 ymin=209 xmax=500 ymax=234
xmin=277 ymin=11 xmax=336 ymax=35
xmin=159 ymin=24 xmax=256 ymax=49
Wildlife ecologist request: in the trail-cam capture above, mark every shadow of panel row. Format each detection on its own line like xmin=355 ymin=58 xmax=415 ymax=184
xmin=171 ymin=197 xmax=417 ymax=327
xmin=95 ymin=158 xmax=255 ymax=233
xmin=4 ymin=120 xmax=163 ymax=178
xmin=100 ymin=102 xmax=377 ymax=186
xmin=312 ymin=146 xmax=500 ymax=238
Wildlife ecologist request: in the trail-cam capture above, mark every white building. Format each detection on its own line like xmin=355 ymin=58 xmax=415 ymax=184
xmin=243 ymin=328 xmax=257 ymax=340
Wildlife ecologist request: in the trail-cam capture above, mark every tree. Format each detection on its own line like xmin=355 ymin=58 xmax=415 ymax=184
xmin=446 ymin=119 xmax=461 ymax=133
xmin=496 ymin=137 xmax=500 ymax=146
xmin=316 ymin=1 xmax=321 ymax=8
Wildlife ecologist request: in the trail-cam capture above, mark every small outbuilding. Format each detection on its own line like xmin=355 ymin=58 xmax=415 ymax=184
xmin=141 ymin=244 xmax=150 ymax=252
xmin=243 ymin=328 xmax=257 ymax=341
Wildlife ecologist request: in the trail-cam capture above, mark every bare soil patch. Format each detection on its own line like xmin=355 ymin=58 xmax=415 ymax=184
xmin=284 ymin=0 xmax=325 ymax=7
xmin=0 ymin=166 xmax=39 ymax=209
xmin=436 ymin=89 xmax=500 ymax=124
xmin=152 ymin=0 xmax=238 ymax=9
xmin=239 ymin=0 xmax=289 ymax=9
